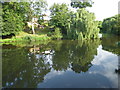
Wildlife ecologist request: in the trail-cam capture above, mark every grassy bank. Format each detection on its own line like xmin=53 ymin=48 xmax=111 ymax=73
xmin=0 ymin=31 xmax=51 ymax=43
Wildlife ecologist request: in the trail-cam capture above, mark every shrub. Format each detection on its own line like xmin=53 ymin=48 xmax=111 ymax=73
xmin=52 ymin=27 xmax=63 ymax=40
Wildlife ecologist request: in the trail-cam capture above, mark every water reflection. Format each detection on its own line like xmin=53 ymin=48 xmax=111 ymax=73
xmin=102 ymin=35 xmax=120 ymax=55
xmin=2 ymin=37 xmax=119 ymax=88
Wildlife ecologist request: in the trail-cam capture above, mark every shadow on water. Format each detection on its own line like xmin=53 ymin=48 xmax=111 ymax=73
xmin=2 ymin=36 xmax=119 ymax=88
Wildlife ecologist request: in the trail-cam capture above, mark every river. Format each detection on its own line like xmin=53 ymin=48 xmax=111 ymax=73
xmin=2 ymin=35 xmax=120 ymax=88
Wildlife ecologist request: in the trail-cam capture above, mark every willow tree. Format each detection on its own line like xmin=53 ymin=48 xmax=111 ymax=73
xmin=67 ymin=8 xmax=100 ymax=39
xmin=66 ymin=0 xmax=99 ymax=40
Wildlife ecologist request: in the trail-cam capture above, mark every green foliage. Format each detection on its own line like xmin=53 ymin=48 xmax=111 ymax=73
xmin=1 ymin=34 xmax=50 ymax=43
xmin=101 ymin=14 xmax=120 ymax=35
xmin=50 ymin=4 xmax=99 ymax=40
xmin=71 ymin=0 xmax=93 ymax=8
xmin=52 ymin=27 xmax=63 ymax=40
xmin=22 ymin=35 xmax=50 ymax=41
xmin=30 ymin=0 xmax=47 ymax=17
xmin=98 ymin=21 xmax=102 ymax=29
xmin=68 ymin=8 xmax=100 ymax=39
xmin=2 ymin=0 xmax=48 ymax=36
xmin=49 ymin=3 xmax=70 ymax=34
xmin=2 ymin=2 xmax=31 ymax=35
xmin=0 ymin=3 xmax=3 ymax=36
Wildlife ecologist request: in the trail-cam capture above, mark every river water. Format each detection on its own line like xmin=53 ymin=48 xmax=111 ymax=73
xmin=2 ymin=35 xmax=120 ymax=88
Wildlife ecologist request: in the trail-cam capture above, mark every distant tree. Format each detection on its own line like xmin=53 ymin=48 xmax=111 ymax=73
xmin=71 ymin=0 xmax=93 ymax=8
xmin=101 ymin=14 xmax=120 ymax=35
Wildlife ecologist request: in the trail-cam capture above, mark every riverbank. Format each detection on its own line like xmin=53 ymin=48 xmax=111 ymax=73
xmin=0 ymin=31 xmax=51 ymax=43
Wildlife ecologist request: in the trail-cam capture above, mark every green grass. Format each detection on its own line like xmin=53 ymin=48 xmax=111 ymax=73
xmin=1 ymin=31 xmax=51 ymax=43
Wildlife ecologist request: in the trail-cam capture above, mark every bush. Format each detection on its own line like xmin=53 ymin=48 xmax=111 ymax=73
xmin=52 ymin=27 xmax=63 ymax=40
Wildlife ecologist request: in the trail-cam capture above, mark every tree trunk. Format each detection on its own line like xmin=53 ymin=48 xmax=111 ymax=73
xmin=32 ymin=23 xmax=35 ymax=34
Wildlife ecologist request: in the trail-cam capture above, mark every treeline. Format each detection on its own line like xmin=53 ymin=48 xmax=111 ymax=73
xmin=1 ymin=0 xmax=101 ymax=40
xmin=101 ymin=14 xmax=120 ymax=35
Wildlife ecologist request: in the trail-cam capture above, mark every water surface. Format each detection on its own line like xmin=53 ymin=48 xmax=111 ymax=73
xmin=2 ymin=35 xmax=120 ymax=88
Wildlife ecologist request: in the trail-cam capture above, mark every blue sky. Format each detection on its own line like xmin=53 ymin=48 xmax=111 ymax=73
xmin=46 ymin=0 xmax=119 ymax=21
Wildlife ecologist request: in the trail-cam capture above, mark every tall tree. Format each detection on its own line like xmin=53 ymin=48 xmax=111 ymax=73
xmin=68 ymin=8 xmax=100 ymax=39
xmin=49 ymin=3 xmax=70 ymax=35
xmin=2 ymin=1 xmax=31 ymax=36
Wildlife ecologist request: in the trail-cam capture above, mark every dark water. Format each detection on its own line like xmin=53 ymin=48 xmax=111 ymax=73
xmin=2 ymin=35 xmax=120 ymax=88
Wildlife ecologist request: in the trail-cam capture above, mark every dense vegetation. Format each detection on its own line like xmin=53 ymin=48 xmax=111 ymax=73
xmin=49 ymin=3 xmax=70 ymax=36
xmin=1 ymin=0 xmax=119 ymax=42
xmin=2 ymin=2 xmax=32 ymax=36
xmin=1 ymin=0 xmax=47 ymax=36
xmin=2 ymin=0 xmax=120 ymax=88
xmin=101 ymin=14 xmax=120 ymax=35
xmin=67 ymin=9 xmax=99 ymax=40
xmin=49 ymin=2 xmax=100 ymax=40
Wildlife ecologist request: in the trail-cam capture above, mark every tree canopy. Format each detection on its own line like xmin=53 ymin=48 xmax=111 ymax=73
xmin=101 ymin=14 xmax=120 ymax=35
xmin=49 ymin=3 xmax=100 ymax=40
xmin=2 ymin=2 xmax=31 ymax=36
xmin=49 ymin=3 xmax=70 ymax=35
xmin=67 ymin=8 xmax=100 ymax=39
xmin=71 ymin=0 xmax=93 ymax=8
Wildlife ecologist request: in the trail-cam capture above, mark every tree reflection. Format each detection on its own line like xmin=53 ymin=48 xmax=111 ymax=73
xmin=102 ymin=35 xmax=120 ymax=55
xmin=2 ymin=45 xmax=51 ymax=88
xmin=51 ymin=40 xmax=100 ymax=73
xmin=2 ymin=40 xmax=100 ymax=88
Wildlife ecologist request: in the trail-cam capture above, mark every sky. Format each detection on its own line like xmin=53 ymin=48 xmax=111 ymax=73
xmin=46 ymin=0 xmax=119 ymax=21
